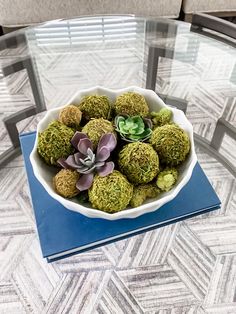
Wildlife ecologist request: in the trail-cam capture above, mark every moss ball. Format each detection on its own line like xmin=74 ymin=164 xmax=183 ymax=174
xmin=156 ymin=168 xmax=178 ymax=192
xmin=114 ymin=92 xmax=149 ymax=117
xmin=151 ymin=107 xmax=172 ymax=127
xmin=88 ymin=170 xmax=133 ymax=213
xmin=130 ymin=184 xmax=160 ymax=207
xmin=37 ymin=120 xmax=74 ymax=166
xmin=82 ymin=118 xmax=115 ymax=148
xmin=150 ymin=124 xmax=190 ymax=166
xmin=53 ymin=169 xmax=80 ymax=198
xmin=118 ymin=142 xmax=159 ymax=184
xmin=58 ymin=105 xmax=82 ymax=128
xmin=78 ymin=95 xmax=111 ymax=121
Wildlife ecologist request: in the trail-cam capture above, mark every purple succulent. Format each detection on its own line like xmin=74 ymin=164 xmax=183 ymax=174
xmin=58 ymin=132 xmax=117 ymax=191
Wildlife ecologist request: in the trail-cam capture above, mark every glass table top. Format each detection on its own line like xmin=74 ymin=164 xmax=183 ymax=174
xmin=0 ymin=15 xmax=236 ymax=313
xmin=0 ymin=16 xmax=235 ymax=173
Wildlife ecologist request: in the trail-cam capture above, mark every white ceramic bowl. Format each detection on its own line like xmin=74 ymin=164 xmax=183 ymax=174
xmin=30 ymin=86 xmax=197 ymax=220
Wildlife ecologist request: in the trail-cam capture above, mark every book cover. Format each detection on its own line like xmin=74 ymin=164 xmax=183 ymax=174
xmin=20 ymin=132 xmax=221 ymax=262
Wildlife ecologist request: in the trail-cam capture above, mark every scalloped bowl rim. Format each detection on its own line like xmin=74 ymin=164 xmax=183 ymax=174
xmin=30 ymin=86 xmax=197 ymax=220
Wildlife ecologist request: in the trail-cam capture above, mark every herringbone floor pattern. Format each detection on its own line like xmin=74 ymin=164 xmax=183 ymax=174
xmin=0 ymin=29 xmax=236 ymax=313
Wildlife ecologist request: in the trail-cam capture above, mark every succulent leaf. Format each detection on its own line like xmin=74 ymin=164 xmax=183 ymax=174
xmin=97 ymin=161 xmax=115 ymax=177
xmin=87 ymin=148 xmax=94 ymax=160
xmin=76 ymin=173 xmax=94 ymax=191
xmin=74 ymin=152 xmax=85 ymax=164
xmin=96 ymin=146 xmax=110 ymax=162
xmin=65 ymin=155 xmax=81 ymax=169
xmin=143 ymin=118 xmax=153 ymax=129
xmin=71 ymin=132 xmax=88 ymax=150
xmin=57 ymin=158 xmax=70 ymax=169
xmin=94 ymin=161 xmax=105 ymax=168
xmin=97 ymin=133 xmax=117 ymax=152
xmin=78 ymin=138 xmax=93 ymax=155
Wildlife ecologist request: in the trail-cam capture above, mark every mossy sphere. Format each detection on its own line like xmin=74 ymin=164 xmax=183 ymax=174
xmin=82 ymin=118 xmax=115 ymax=148
xmin=88 ymin=171 xmax=133 ymax=213
xmin=78 ymin=95 xmax=111 ymax=121
xmin=114 ymin=92 xmax=149 ymax=117
xmin=150 ymin=124 xmax=190 ymax=166
xmin=58 ymin=105 xmax=82 ymax=128
xmin=118 ymin=142 xmax=159 ymax=184
xmin=37 ymin=120 xmax=74 ymax=166
xmin=151 ymin=107 xmax=172 ymax=127
xmin=53 ymin=169 xmax=80 ymax=198
xmin=156 ymin=168 xmax=178 ymax=192
xmin=130 ymin=184 xmax=160 ymax=207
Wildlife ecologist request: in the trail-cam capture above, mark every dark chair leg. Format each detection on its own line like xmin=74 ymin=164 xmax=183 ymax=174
xmin=0 ymin=56 xmax=46 ymax=168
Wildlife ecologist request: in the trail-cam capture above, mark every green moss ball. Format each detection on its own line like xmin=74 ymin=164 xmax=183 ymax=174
xmin=118 ymin=142 xmax=159 ymax=184
xmin=150 ymin=124 xmax=190 ymax=166
xmin=151 ymin=107 xmax=172 ymax=127
xmin=53 ymin=169 xmax=80 ymax=198
xmin=78 ymin=95 xmax=111 ymax=121
xmin=88 ymin=171 xmax=133 ymax=213
xmin=130 ymin=184 xmax=160 ymax=207
xmin=82 ymin=118 xmax=115 ymax=148
xmin=114 ymin=92 xmax=149 ymax=117
xmin=37 ymin=120 xmax=74 ymax=166
xmin=156 ymin=168 xmax=178 ymax=192
xmin=58 ymin=105 xmax=82 ymax=128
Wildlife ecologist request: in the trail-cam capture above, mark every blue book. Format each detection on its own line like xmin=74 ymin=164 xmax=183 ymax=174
xmin=20 ymin=132 xmax=221 ymax=262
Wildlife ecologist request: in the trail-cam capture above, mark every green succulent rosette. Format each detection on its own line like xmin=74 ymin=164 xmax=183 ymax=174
xmin=115 ymin=115 xmax=152 ymax=142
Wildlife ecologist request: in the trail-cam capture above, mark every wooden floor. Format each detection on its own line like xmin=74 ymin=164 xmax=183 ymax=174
xmin=0 ymin=32 xmax=236 ymax=313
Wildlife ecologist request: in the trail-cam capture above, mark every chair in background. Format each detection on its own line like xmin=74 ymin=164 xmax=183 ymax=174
xmin=182 ymin=0 xmax=236 ymax=22
xmin=0 ymin=0 xmax=182 ymax=32
xmin=191 ymin=12 xmax=236 ymax=45
xmin=0 ymin=32 xmax=46 ymax=167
